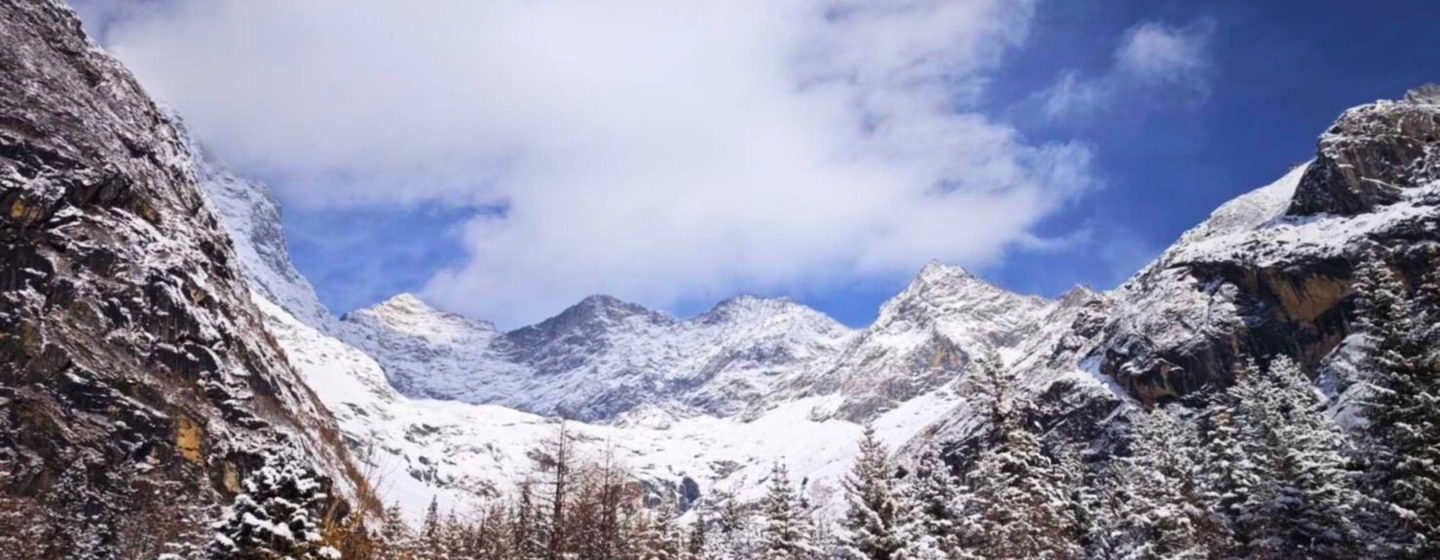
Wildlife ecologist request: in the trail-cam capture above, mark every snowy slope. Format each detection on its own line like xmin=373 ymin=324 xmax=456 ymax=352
xmin=195 ymin=84 xmax=1440 ymax=528
xmin=193 ymin=151 xmax=973 ymax=523
xmin=783 ymin=261 xmax=1057 ymax=421
xmin=186 ymin=135 xmax=334 ymax=330
xmin=253 ymin=289 xmax=967 ymax=522
xmin=340 ymin=290 xmax=857 ymax=422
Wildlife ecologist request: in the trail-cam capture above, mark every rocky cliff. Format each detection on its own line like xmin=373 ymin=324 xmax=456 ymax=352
xmin=9 ymin=0 xmax=1438 ymax=537
xmin=1091 ymin=91 xmax=1440 ymax=407
xmin=0 ymin=1 xmax=361 ymax=555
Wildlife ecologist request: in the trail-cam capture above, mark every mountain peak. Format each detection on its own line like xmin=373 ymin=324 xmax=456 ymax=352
xmin=699 ymin=294 xmax=812 ymax=325
xmin=1058 ymin=285 xmax=1105 ymax=307
xmin=377 ymin=292 xmax=434 ymax=313
xmin=519 ymin=294 xmax=669 ymax=335
xmin=915 ymin=260 xmax=974 ymax=285
xmin=577 ymin=293 xmax=630 ymax=308
xmin=347 ymin=292 xmax=500 ymax=335
xmin=710 ymin=293 xmax=791 ymax=312
xmin=1404 ymin=84 xmax=1440 ymax=105
xmin=571 ymin=294 xmax=655 ymax=317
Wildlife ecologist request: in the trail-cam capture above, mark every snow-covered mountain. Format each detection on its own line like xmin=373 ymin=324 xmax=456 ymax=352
xmin=336 ymin=258 xmax=1073 ymax=426
xmin=783 ymin=262 xmax=1061 ymax=422
xmin=10 ymin=2 xmax=1440 ymax=554
xmin=198 ymin=167 xmax=987 ymax=518
xmin=0 ymin=4 xmax=362 ymax=553
xmin=338 ymin=291 xmax=855 ymax=422
xmin=190 ymin=77 xmax=1440 ymax=525
xmin=191 ymin=116 xmax=1102 ymax=521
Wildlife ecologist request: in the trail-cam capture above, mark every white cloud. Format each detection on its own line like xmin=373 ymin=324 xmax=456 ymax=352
xmin=79 ymin=0 xmax=1094 ymax=326
xmin=1040 ymin=18 xmax=1216 ymax=120
xmin=1117 ymin=20 xmax=1213 ymax=80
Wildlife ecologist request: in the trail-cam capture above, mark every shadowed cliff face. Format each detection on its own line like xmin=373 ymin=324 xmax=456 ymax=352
xmin=1289 ymin=88 xmax=1440 ymax=217
xmin=0 ymin=0 xmax=358 ymax=553
xmin=1091 ymin=91 xmax=1440 ymax=405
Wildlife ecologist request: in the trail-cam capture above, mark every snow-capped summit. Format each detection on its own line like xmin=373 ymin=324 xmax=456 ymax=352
xmin=348 ymin=293 xmax=500 ymax=340
xmin=914 ymin=259 xmax=974 ymax=283
xmin=335 ymin=287 xmax=857 ymax=421
xmin=168 ymin=67 xmax=1440 ymax=526
xmin=765 ymin=261 xmax=1057 ymax=421
xmin=876 ymin=260 xmax=1048 ymax=347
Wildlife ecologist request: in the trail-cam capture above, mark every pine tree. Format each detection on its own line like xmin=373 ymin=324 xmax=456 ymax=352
xmin=377 ymin=502 xmax=419 ymax=559
xmin=204 ymin=453 xmax=338 ymax=560
xmin=422 ymin=497 xmax=442 ymax=543
xmin=512 ymin=477 xmax=546 ymax=560
xmin=1195 ymin=380 xmax=1257 ymax=557
xmin=1355 ymin=257 xmax=1440 ymax=557
xmin=703 ymin=489 xmax=757 ymax=560
xmin=840 ymin=425 xmax=900 ymax=560
xmin=641 ymin=505 xmax=683 ymax=560
xmin=1113 ymin=409 xmax=1207 ymax=560
xmin=966 ymin=347 xmax=1016 ymax=446
xmin=968 ymin=419 xmax=1081 ymax=560
xmin=761 ymin=463 xmax=813 ymax=560
xmin=687 ymin=513 xmax=707 ymax=559
xmin=893 ymin=438 xmax=974 ymax=560
xmin=1235 ymin=356 xmax=1363 ymax=560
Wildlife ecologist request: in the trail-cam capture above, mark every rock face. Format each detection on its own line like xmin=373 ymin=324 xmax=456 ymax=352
xmin=1090 ymin=91 xmax=1440 ymax=406
xmin=0 ymin=1 xmax=359 ymax=554
xmin=788 ymin=262 xmax=1059 ymax=421
xmin=188 ymin=137 xmax=334 ymax=329
xmin=1289 ymin=92 xmax=1440 ymax=217
xmin=10 ymin=0 xmax=1438 ymax=532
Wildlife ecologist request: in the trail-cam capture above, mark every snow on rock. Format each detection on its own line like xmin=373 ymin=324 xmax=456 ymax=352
xmin=0 ymin=2 xmax=360 ymax=546
xmin=1092 ymin=91 xmax=1440 ymax=405
xmin=783 ymin=261 xmax=1062 ymax=422
xmin=192 ymin=48 xmax=1440 ymax=531
xmin=189 ymin=138 xmax=334 ymax=331
xmin=339 ymin=290 xmax=857 ymax=422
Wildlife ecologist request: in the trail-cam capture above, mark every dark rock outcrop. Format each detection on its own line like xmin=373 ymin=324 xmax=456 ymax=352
xmin=0 ymin=1 xmax=360 ymax=554
xmin=1288 ymin=88 xmax=1440 ymax=217
xmin=1091 ymin=89 xmax=1440 ymax=406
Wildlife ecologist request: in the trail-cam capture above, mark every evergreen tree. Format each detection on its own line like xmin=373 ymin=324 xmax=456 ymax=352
xmin=204 ymin=453 xmax=338 ymax=560
xmin=687 ymin=513 xmax=707 ymax=559
xmin=968 ymin=420 xmax=1081 ymax=560
xmin=702 ymin=490 xmax=758 ymax=560
xmin=1235 ymin=356 xmax=1363 ymax=560
xmin=422 ymin=497 xmax=442 ymax=543
xmin=514 ymin=478 xmax=543 ymax=560
xmin=1355 ymin=258 xmax=1440 ymax=557
xmin=1195 ymin=381 xmax=1257 ymax=557
xmin=1113 ymin=409 xmax=1207 ymax=560
xmin=893 ymin=438 xmax=974 ymax=560
xmin=840 ymin=425 xmax=900 ymax=560
xmin=375 ymin=501 xmax=426 ymax=560
xmin=966 ymin=348 xmax=1017 ymax=445
xmin=761 ymin=463 xmax=813 ymax=560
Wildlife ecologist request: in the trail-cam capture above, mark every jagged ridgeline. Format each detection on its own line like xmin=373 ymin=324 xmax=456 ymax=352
xmin=0 ymin=1 xmax=366 ymax=557
xmin=3 ymin=0 xmax=1440 ymax=556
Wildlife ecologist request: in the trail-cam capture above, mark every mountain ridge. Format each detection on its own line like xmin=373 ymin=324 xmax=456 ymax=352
xmin=179 ymin=42 xmax=1440 ymax=523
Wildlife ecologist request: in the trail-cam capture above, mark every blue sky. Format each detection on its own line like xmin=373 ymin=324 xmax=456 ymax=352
xmin=794 ymin=0 xmax=1440 ymax=326
xmin=76 ymin=0 xmax=1440 ymax=328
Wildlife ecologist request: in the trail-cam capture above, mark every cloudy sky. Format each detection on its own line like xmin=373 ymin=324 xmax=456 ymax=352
xmin=72 ymin=0 xmax=1440 ymax=328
